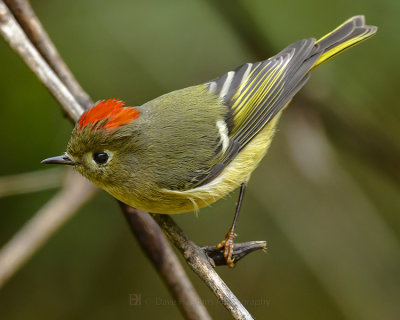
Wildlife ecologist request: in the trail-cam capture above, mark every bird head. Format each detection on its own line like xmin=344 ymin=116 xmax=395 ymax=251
xmin=42 ymin=99 xmax=142 ymax=189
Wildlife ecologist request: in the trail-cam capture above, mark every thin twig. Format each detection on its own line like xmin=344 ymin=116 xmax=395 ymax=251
xmin=0 ymin=2 xmax=214 ymax=319
xmin=121 ymin=204 xmax=212 ymax=320
xmin=3 ymin=0 xmax=91 ymax=108
xmin=0 ymin=1 xmax=82 ymax=121
xmin=0 ymin=1 xmax=259 ymax=319
xmin=154 ymin=214 xmax=254 ymax=320
xmin=0 ymin=171 xmax=96 ymax=288
xmin=0 ymin=168 xmax=66 ymax=197
xmin=202 ymin=241 xmax=267 ymax=267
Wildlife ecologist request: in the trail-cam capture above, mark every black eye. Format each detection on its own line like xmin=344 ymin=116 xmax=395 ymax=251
xmin=93 ymin=152 xmax=109 ymax=165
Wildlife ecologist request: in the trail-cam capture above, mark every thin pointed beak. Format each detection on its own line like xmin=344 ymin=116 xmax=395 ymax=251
xmin=41 ymin=154 xmax=75 ymax=166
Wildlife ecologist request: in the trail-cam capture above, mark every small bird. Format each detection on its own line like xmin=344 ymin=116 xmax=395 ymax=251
xmin=42 ymin=16 xmax=376 ymax=267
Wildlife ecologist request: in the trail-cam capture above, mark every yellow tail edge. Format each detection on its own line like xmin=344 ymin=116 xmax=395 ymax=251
xmin=312 ymin=15 xmax=377 ymax=70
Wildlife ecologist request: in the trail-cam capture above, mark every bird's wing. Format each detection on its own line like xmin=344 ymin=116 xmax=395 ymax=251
xmin=208 ymin=38 xmax=320 ymax=151
xmin=193 ymin=16 xmax=376 ymax=188
xmin=189 ymin=39 xmax=322 ymax=188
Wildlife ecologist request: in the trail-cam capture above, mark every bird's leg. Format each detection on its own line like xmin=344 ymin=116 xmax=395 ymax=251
xmin=216 ymin=182 xmax=246 ymax=268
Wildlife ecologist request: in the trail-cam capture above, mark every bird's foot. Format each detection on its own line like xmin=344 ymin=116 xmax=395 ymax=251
xmin=216 ymin=228 xmax=236 ymax=268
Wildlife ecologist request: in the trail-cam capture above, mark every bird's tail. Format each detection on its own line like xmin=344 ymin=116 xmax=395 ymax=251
xmin=312 ymin=15 xmax=377 ymax=70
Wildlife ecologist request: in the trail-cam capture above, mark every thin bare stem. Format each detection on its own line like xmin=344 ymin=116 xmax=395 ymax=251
xmin=3 ymin=0 xmax=92 ymax=109
xmin=0 ymin=3 xmax=210 ymax=319
xmin=0 ymin=1 xmax=260 ymax=319
xmin=154 ymin=214 xmax=254 ymax=320
xmin=0 ymin=171 xmax=96 ymax=288
xmin=202 ymin=241 xmax=267 ymax=267
xmin=0 ymin=168 xmax=65 ymax=197
xmin=0 ymin=2 xmax=214 ymax=319
xmin=0 ymin=1 xmax=83 ymax=121
xmin=121 ymin=204 xmax=212 ymax=320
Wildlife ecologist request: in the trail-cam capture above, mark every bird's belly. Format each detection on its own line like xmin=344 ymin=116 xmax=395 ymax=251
xmin=108 ymin=114 xmax=281 ymax=214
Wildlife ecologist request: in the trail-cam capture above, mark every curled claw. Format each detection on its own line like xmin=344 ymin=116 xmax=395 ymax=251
xmin=216 ymin=228 xmax=236 ymax=268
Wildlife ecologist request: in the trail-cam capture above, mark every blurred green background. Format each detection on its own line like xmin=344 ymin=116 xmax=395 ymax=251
xmin=1 ymin=0 xmax=399 ymax=319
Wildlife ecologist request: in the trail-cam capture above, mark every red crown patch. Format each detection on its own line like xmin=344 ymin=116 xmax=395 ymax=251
xmin=78 ymin=99 xmax=139 ymax=131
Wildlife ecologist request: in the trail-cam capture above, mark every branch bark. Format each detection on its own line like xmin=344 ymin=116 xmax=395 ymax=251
xmin=121 ymin=204 xmax=212 ymax=320
xmin=0 ymin=168 xmax=65 ymax=197
xmin=154 ymin=214 xmax=254 ymax=320
xmin=3 ymin=0 xmax=91 ymax=108
xmin=0 ymin=1 xmax=82 ymax=120
xmin=0 ymin=3 xmax=213 ymax=319
xmin=0 ymin=1 xmax=263 ymax=319
xmin=202 ymin=241 xmax=267 ymax=267
xmin=0 ymin=171 xmax=96 ymax=288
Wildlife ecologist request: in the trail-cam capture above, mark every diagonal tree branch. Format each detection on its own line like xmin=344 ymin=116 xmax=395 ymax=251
xmin=154 ymin=214 xmax=255 ymax=320
xmin=121 ymin=204 xmax=212 ymax=320
xmin=0 ymin=1 xmax=262 ymax=319
xmin=3 ymin=0 xmax=91 ymax=108
xmin=0 ymin=168 xmax=65 ymax=197
xmin=0 ymin=2 xmax=212 ymax=319
xmin=0 ymin=171 xmax=96 ymax=288
xmin=202 ymin=241 xmax=267 ymax=267
xmin=0 ymin=1 xmax=82 ymax=120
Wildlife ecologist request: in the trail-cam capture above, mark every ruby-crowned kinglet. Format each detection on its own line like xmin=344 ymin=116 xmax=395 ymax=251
xmin=42 ymin=16 xmax=376 ymax=267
